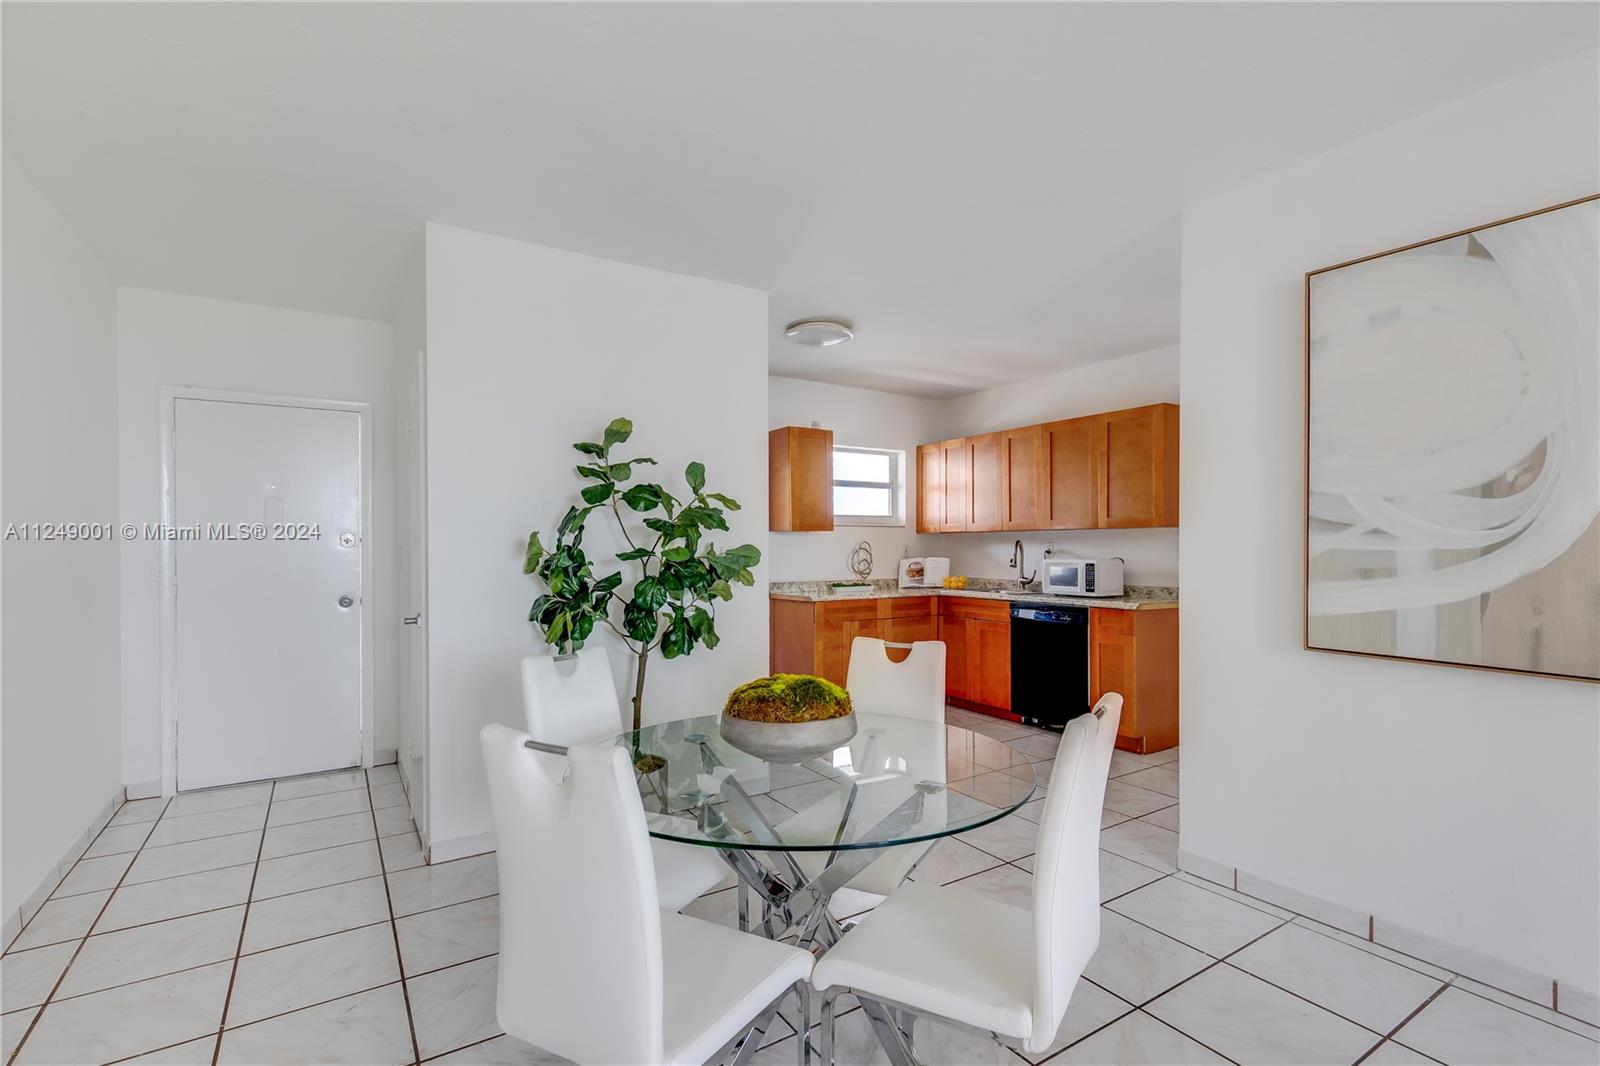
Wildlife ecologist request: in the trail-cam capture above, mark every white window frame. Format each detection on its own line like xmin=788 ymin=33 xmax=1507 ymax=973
xmin=832 ymin=445 xmax=906 ymax=527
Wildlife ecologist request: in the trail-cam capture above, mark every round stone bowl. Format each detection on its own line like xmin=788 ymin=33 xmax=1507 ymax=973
xmin=719 ymin=712 xmax=859 ymax=764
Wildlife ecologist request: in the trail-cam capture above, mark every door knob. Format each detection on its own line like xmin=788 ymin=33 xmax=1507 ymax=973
xmin=338 ymin=595 xmax=354 ymax=608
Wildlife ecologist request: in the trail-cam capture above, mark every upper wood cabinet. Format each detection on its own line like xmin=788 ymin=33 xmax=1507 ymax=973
xmin=769 ymin=427 xmax=834 ymax=532
xmin=918 ymin=403 xmax=1179 ymax=533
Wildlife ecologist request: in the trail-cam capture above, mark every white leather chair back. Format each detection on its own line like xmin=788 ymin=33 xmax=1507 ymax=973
xmin=521 ymin=646 xmax=624 ymax=746
xmin=480 ymin=724 xmax=664 ymax=1064
xmin=845 ymin=637 xmax=946 ymax=722
xmin=1026 ymin=693 xmax=1122 ymax=1054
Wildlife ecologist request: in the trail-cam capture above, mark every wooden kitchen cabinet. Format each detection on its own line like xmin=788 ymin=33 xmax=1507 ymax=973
xmin=1090 ymin=606 xmax=1179 ymax=753
xmin=1000 ymin=425 xmax=1044 ymax=530
xmin=770 ymin=595 xmax=936 ymax=686
xmin=938 ymin=597 xmax=1011 ymax=713
xmin=1098 ymin=404 xmax=1180 ymax=528
xmin=966 ymin=432 xmax=1004 ymax=532
xmin=916 ymin=443 xmax=944 ymax=533
xmin=1042 ymin=416 xmax=1099 ymax=530
xmin=939 ymin=438 xmax=968 ymax=532
xmin=769 ymin=426 xmax=834 ymax=532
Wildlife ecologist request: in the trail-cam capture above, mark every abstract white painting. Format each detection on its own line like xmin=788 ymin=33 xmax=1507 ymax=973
xmin=1306 ymin=196 xmax=1599 ymax=681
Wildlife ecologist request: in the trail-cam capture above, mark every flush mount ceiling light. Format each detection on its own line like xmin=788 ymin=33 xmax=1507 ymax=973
xmin=784 ymin=319 xmax=854 ymax=347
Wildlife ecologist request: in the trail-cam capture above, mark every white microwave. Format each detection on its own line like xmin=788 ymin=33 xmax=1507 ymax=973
xmin=1041 ymin=558 xmax=1125 ymax=597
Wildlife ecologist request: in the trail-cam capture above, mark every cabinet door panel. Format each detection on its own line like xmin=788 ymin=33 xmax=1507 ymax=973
xmin=1043 ymin=417 xmax=1097 ymax=530
xmin=1001 ymin=425 xmax=1044 ymax=530
xmin=973 ymin=619 xmax=1012 ymax=711
xmin=940 ymin=439 xmax=969 ymax=532
xmin=1090 ymin=627 xmax=1138 ymax=741
xmin=916 ymin=444 xmax=944 ymax=534
xmin=941 ymin=614 xmax=972 ymax=701
xmin=967 ymin=432 xmax=1003 ymax=532
xmin=1100 ymin=409 xmax=1158 ymax=528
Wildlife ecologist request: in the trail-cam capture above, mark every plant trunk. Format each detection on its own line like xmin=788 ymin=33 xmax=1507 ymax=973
xmin=631 ymin=646 xmax=650 ymax=734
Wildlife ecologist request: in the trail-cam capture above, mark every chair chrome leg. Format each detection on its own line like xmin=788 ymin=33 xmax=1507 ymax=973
xmin=820 ymin=988 xmax=841 ymax=1066
xmin=796 ymin=982 xmax=811 ymax=1066
xmin=738 ymin=882 xmax=750 ymax=933
xmin=729 ymin=1003 xmax=780 ymax=1066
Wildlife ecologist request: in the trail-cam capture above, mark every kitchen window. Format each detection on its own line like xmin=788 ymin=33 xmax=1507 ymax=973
xmin=833 ymin=445 xmax=905 ymax=526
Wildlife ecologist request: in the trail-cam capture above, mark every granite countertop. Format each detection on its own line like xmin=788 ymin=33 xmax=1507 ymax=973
xmin=769 ymin=578 xmax=1177 ymax=611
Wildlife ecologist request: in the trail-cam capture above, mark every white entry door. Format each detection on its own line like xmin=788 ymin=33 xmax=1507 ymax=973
xmin=174 ymin=397 xmax=364 ymax=790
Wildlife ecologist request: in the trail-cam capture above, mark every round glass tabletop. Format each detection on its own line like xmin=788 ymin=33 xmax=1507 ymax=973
xmin=612 ymin=712 xmax=1040 ymax=852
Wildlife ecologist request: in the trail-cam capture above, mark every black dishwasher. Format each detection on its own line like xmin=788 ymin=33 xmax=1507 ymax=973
xmin=1010 ymin=604 xmax=1091 ymax=730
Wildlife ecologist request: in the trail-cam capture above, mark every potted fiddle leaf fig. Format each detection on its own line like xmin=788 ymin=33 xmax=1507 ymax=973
xmin=522 ymin=417 xmax=761 ymax=772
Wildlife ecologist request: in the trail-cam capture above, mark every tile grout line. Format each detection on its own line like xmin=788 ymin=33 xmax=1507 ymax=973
xmin=366 ymin=769 xmax=423 ymax=1066
xmin=209 ymin=778 xmax=276 ymax=1066
xmin=3 ymin=795 xmax=145 ymax=956
xmin=6 ymin=794 xmax=175 ymax=1066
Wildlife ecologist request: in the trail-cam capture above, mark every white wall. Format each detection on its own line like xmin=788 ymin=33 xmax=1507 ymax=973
xmin=423 ymin=222 xmax=769 ymax=849
xmin=1180 ymin=50 xmax=1600 ymax=992
xmin=938 ymin=345 xmax=1180 ymax=586
xmin=1 ymin=151 xmax=122 ymax=918
xmin=116 ymin=289 xmax=398 ymax=787
xmin=767 ymin=375 xmax=945 ymax=581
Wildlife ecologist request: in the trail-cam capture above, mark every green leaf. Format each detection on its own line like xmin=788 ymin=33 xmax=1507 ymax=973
xmin=633 ymin=576 xmax=669 ymax=612
xmin=608 ymin=463 xmax=635 ymax=482
xmin=527 ymin=593 xmax=551 ymax=623
xmin=573 ymin=441 xmax=606 ymax=457
xmin=660 ymin=608 xmax=693 ymax=659
xmin=557 ymin=505 xmax=592 ymax=536
xmin=603 ymin=417 xmax=633 ymax=448
xmin=705 ymin=492 xmax=741 ymax=511
xmin=621 ymin=484 xmax=663 ymax=512
xmin=710 ymin=579 xmax=733 ymax=601
xmin=580 ymin=483 xmax=613 ymax=505
xmin=593 ymin=572 xmax=624 ymax=595
xmin=522 ymin=532 xmax=545 ymax=575
xmin=643 ymin=517 xmax=675 ymax=536
xmin=575 ymin=463 xmax=609 ymax=480
xmin=623 ymin=598 xmax=659 ymax=642
xmin=616 ymin=548 xmax=654 ymax=561
xmin=662 ymin=546 xmax=693 ymax=563
xmin=681 ymin=505 xmax=728 ymax=532
xmin=685 ymin=461 xmax=706 ymax=494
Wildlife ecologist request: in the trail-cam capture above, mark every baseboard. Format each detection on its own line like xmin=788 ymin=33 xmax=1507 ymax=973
xmin=5 ymin=787 xmax=123 ymax=950
xmin=374 ymin=749 xmax=398 ymax=767
xmin=1176 ymin=849 xmax=1599 ymax=1025
xmin=124 ymin=779 xmax=162 ymax=801
xmin=426 ymin=831 xmax=494 ymax=865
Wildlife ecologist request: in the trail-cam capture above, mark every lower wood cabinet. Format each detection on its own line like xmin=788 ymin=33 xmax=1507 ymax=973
xmin=1090 ymin=607 xmax=1179 ymax=754
xmin=937 ymin=597 xmax=1011 ymax=712
xmin=770 ymin=595 xmax=937 ymax=686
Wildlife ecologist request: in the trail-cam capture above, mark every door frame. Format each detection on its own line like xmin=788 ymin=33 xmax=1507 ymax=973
xmin=158 ymin=385 xmax=376 ymax=795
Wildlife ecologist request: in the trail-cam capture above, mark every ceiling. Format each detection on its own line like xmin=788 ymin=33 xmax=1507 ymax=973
xmin=4 ymin=3 xmax=1595 ymax=397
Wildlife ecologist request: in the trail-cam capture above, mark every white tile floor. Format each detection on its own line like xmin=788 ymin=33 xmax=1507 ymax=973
xmin=4 ymin=714 xmax=1597 ymax=1065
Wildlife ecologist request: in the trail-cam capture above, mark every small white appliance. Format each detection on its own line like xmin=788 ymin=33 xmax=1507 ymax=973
xmin=898 ymin=556 xmax=950 ymax=589
xmin=1041 ymin=557 xmax=1124 ymax=597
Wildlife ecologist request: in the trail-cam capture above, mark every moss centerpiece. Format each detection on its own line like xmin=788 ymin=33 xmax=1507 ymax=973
xmin=720 ymin=674 xmax=858 ymax=762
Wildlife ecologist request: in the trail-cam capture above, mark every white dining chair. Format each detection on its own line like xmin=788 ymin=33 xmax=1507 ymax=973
xmin=521 ymin=648 xmax=734 ymax=911
xmin=808 ymin=693 xmax=1124 ymax=1062
xmin=480 ymin=724 xmax=815 ymax=1066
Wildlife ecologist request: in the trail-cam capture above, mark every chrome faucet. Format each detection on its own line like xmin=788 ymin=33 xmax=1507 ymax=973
xmin=1009 ymin=539 xmax=1036 ymax=587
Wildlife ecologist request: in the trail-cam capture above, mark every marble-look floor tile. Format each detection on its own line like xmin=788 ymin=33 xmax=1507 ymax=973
xmin=241 ymin=875 xmax=391 ymax=953
xmin=1145 ymin=963 xmax=1380 ymax=1065
xmin=53 ymin=852 xmax=134 ymax=897
xmin=218 ymin=983 xmax=413 ymax=1064
xmin=1102 ymin=780 xmax=1177 ymax=818
xmin=681 ymin=887 xmax=738 ymax=927
xmin=59 ymin=905 xmax=244 ymax=998
xmin=955 ymin=811 xmax=1040 ymax=862
xmin=1117 ymin=766 xmax=1180 ymax=798
xmin=14 ymin=960 xmax=231 ymax=1066
xmin=1099 ymin=850 xmax=1167 ymax=902
xmin=227 ymin=922 xmax=400 ymax=1026
xmin=115 ymin=1034 xmax=221 ymax=1063
xmin=375 ymin=805 xmax=416 ymax=838
xmin=1231 ymin=922 xmax=1445 ymax=1033
xmin=1145 ymin=746 xmax=1179 ymax=766
xmin=1007 ymin=734 xmax=1064 ymax=762
xmin=948 ymin=770 xmax=1033 ymax=808
xmin=1108 ymin=876 xmax=1284 ymax=958
xmin=396 ymin=896 xmax=499 ymax=976
xmin=1101 ymin=808 xmax=1133 ymax=829
xmin=146 ymin=804 xmax=267 ymax=848
xmin=1140 ymin=805 xmax=1179 ymax=832
xmin=252 ymin=839 xmax=383 ymax=900
xmin=8 ymin=890 xmax=111 ymax=951
xmin=380 ymin=831 xmax=426 ymax=872
xmin=124 ymin=832 xmax=260 ymax=885
xmin=266 ymin=788 xmax=370 ymax=827
xmin=1082 ymin=909 xmax=1212 ymax=1005
xmin=1099 ymin=819 xmax=1179 ymax=873
xmin=1361 ymin=1039 xmax=1445 ymax=1064
xmin=1014 ymin=978 xmax=1134 ymax=1063
xmin=84 ymin=822 xmax=157 ymax=859
xmin=271 ymin=769 xmax=367 ymax=802
xmin=430 ymin=1033 xmax=571 ymax=1064
xmin=1174 ymin=873 xmax=1294 ymax=921
xmin=166 ymin=783 xmax=272 ymax=819
xmin=367 ymin=764 xmax=401 ymax=785
xmin=388 ymin=854 xmax=497 ymax=917
xmin=408 ymin=955 xmax=502 ymax=1060
xmin=904 ymin=838 xmax=1003 ymax=886
xmin=1393 ymin=986 xmax=1600 ymax=1065
xmin=1 ymin=941 xmax=76 ymax=1010
xmin=109 ymin=798 xmax=168 ymax=827
xmin=947 ymin=864 xmax=1032 ymax=909
xmin=98 ymin=865 xmax=254 ymax=933
xmin=1109 ymin=751 xmax=1161 ymax=778
xmin=260 ymin=811 xmax=375 ymax=859
xmin=369 ymin=782 xmax=409 ymax=810
xmin=1013 ymin=797 xmax=1047 ymax=825
xmin=1453 ymin=976 xmax=1600 ymax=1041
xmin=1052 ymin=1009 xmax=1227 ymax=1064
xmin=3 ymin=1008 xmax=37 ymax=1062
